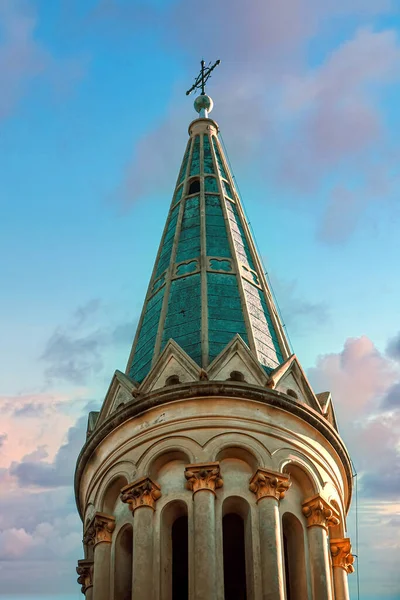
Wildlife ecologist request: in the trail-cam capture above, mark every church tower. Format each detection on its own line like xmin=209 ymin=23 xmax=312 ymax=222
xmin=75 ymin=66 xmax=354 ymax=600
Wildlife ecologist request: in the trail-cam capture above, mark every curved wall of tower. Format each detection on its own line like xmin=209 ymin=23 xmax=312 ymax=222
xmin=76 ymin=379 xmax=353 ymax=600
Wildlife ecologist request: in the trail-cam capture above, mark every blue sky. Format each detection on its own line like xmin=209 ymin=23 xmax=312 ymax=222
xmin=0 ymin=0 xmax=400 ymax=597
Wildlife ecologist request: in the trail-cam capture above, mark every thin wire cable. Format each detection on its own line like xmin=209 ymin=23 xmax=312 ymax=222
xmin=218 ymin=131 xmax=294 ymax=354
xmin=351 ymin=461 xmax=361 ymax=600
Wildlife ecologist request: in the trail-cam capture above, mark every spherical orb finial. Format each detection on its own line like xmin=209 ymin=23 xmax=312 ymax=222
xmin=194 ymin=94 xmax=214 ymax=115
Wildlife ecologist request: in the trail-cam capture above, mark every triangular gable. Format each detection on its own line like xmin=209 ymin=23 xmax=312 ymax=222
xmin=208 ymin=334 xmax=269 ymax=386
xmin=96 ymin=370 xmax=138 ymax=427
xmin=267 ymin=355 xmax=322 ymax=413
xmin=317 ymin=392 xmax=339 ymax=430
xmin=139 ymin=339 xmax=201 ymax=393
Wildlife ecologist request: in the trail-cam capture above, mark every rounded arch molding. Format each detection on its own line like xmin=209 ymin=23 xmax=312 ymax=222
xmin=205 ymin=431 xmax=270 ymax=469
xmin=93 ymin=460 xmax=135 ymax=511
xmin=274 ymin=448 xmax=323 ymax=495
xmin=136 ymin=436 xmax=201 ymax=478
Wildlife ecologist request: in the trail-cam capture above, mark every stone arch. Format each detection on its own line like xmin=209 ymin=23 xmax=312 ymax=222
xmin=101 ymin=474 xmax=129 ymax=515
xmin=215 ymin=446 xmax=259 ymax=473
xmin=222 ymin=496 xmax=255 ymax=600
xmin=114 ymin=523 xmax=133 ymax=600
xmin=282 ymin=512 xmax=309 ymax=600
xmin=205 ymin=432 xmax=269 ymax=468
xmin=137 ymin=436 xmax=200 ymax=478
xmin=93 ymin=460 xmax=135 ymax=511
xmin=160 ymin=500 xmax=189 ymax=600
xmin=274 ymin=449 xmax=323 ymax=496
xmin=328 ymin=498 xmax=345 ymax=538
xmin=84 ymin=503 xmax=95 ymax=525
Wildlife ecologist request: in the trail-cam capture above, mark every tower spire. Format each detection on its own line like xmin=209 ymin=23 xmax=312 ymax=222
xmin=125 ymin=81 xmax=291 ymax=384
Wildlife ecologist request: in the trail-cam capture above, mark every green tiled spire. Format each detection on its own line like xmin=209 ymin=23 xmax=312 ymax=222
xmin=126 ymin=112 xmax=291 ymax=383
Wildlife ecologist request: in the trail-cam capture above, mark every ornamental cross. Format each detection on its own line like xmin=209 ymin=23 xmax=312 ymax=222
xmin=186 ymin=59 xmax=221 ymax=96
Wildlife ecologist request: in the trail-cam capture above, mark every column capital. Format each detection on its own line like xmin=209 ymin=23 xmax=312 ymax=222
xmin=249 ymin=468 xmax=291 ymax=502
xmin=83 ymin=512 xmax=115 ymax=547
xmin=330 ymin=537 xmax=355 ymax=573
xmin=121 ymin=476 xmax=161 ymax=512
xmin=302 ymin=495 xmax=340 ymax=531
xmin=184 ymin=462 xmax=223 ymax=494
xmin=76 ymin=559 xmax=94 ymax=594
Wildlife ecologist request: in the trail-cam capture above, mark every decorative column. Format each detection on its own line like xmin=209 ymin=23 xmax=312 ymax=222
xmin=76 ymin=559 xmax=94 ymax=600
xmin=185 ymin=462 xmax=223 ymax=600
xmin=330 ymin=538 xmax=355 ymax=600
xmin=84 ymin=513 xmax=115 ymax=600
xmin=249 ymin=468 xmax=291 ymax=600
xmin=121 ymin=476 xmax=161 ymax=600
xmin=302 ymin=495 xmax=340 ymax=600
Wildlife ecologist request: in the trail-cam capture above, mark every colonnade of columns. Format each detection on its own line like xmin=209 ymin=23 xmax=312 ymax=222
xmin=77 ymin=463 xmax=354 ymax=600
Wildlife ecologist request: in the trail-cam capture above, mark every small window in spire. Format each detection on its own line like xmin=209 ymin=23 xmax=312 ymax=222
xmin=228 ymin=371 xmax=245 ymax=382
xmin=165 ymin=375 xmax=180 ymax=386
xmin=188 ymin=178 xmax=200 ymax=195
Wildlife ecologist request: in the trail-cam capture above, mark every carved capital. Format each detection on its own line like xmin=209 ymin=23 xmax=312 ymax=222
xmin=330 ymin=538 xmax=355 ymax=574
xmin=184 ymin=462 xmax=223 ymax=494
xmin=84 ymin=512 xmax=115 ymax=546
xmin=249 ymin=468 xmax=291 ymax=502
xmin=76 ymin=559 xmax=93 ymax=594
xmin=302 ymin=495 xmax=340 ymax=530
xmin=121 ymin=476 xmax=161 ymax=512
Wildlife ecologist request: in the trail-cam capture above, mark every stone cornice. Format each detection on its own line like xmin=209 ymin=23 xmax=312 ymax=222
xmin=302 ymin=495 xmax=340 ymax=531
xmin=75 ymin=381 xmax=353 ymax=518
xmin=185 ymin=462 xmax=223 ymax=494
xmin=121 ymin=477 xmax=161 ymax=512
xmin=330 ymin=538 xmax=355 ymax=573
xmin=249 ymin=468 xmax=291 ymax=502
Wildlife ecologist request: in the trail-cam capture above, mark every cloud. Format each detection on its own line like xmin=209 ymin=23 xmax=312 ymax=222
xmin=0 ymin=0 xmax=86 ymax=120
xmin=0 ymin=0 xmax=47 ymax=119
xmin=387 ymin=332 xmax=400 ymax=361
xmin=308 ymin=336 xmax=400 ymax=498
xmin=41 ymin=329 xmax=105 ymax=384
xmin=0 ymin=527 xmax=36 ymax=559
xmin=279 ymin=27 xmax=400 ymax=241
xmin=13 ymin=401 xmax=46 ymax=418
xmin=109 ymin=7 xmax=400 ymax=243
xmin=316 ymin=187 xmax=365 ymax=244
xmin=268 ymin=274 xmax=329 ymax=335
xmin=40 ymin=300 xmax=136 ymax=385
xmin=0 ymin=400 xmax=97 ymax=589
xmin=73 ymin=298 xmax=102 ymax=327
xmin=382 ymin=382 xmax=400 ymax=409
xmin=309 ymin=335 xmax=400 ymax=596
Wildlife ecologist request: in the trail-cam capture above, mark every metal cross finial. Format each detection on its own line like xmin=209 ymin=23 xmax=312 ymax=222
xmin=186 ymin=59 xmax=221 ymax=96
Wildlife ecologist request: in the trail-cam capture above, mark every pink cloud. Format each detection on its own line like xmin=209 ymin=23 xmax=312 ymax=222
xmin=0 ymin=527 xmax=35 ymax=559
xmin=309 ymin=335 xmax=400 ymax=595
xmin=309 ymin=335 xmax=397 ymax=420
xmin=0 ymin=392 xmax=80 ymax=470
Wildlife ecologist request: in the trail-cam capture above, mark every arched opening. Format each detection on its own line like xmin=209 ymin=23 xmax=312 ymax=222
xmin=188 ymin=178 xmax=200 ymax=194
xmin=282 ymin=513 xmax=307 ymax=600
xmin=161 ymin=501 xmax=189 ymax=600
xmin=223 ymin=513 xmax=247 ymax=600
xmin=172 ymin=515 xmax=189 ymax=600
xmin=228 ymin=370 xmax=245 ymax=382
xmin=165 ymin=374 xmax=180 ymax=386
xmin=114 ymin=525 xmax=133 ymax=600
xmin=102 ymin=475 xmax=128 ymax=515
